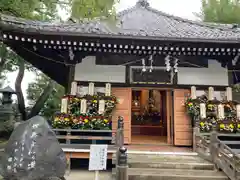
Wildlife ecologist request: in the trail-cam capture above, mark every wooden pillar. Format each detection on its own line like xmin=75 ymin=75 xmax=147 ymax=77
xmin=65 ymin=65 xmax=76 ymax=94
xmin=140 ymin=90 xmax=149 ymax=114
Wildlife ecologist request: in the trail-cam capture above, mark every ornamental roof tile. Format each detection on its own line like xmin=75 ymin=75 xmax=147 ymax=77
xmin=0 ymin=0 xmax=240 ymax=42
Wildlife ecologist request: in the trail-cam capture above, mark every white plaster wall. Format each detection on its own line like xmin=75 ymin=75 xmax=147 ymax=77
xmin=178 ymin=60 xmax=229 ymax=86
xmin=74 ymin=56 xmax=229 ymax=86
xmin=74 ymin=56 xmax=126 ymax=83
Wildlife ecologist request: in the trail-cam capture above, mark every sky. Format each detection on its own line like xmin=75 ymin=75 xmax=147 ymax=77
xmin=5 ymin=0 xmax=202 ymax=101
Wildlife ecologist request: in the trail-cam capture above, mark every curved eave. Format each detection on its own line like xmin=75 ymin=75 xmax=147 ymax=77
xmin=1 ymin=22 xmax=240 ymax=45
xmin=2 ymin=30 xmax=240 ymax=57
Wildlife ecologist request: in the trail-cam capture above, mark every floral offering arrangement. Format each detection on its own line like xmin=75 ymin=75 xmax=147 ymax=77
xmin=53 ymin=94 xmax=118 ymax=130
xmin=199 ymin=119 xmax=213 ymax=132
xmin=185 ymin=93 xmax=240 ymax=133
xmin=184 ymin=98 xmax=200 ymax=118
xmin=218 ymin=118 xmax=237 ymax=133
xmin=223 ymin=101 xmax=237 ymax=118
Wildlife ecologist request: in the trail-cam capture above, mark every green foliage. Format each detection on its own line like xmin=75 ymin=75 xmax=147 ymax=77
xmin=0 ymin=0 xmax=58 ymax=20
xmin=27 ymin=73 xmax=65 ymax=119
xmin=70 ymin=0 xmax=119 ymax=20
xmin=199 ymin=0 xmax=240 ymax=24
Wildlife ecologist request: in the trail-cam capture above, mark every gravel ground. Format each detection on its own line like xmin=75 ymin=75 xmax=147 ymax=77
xmin=65 ymin=170 xmax=113 ymax=180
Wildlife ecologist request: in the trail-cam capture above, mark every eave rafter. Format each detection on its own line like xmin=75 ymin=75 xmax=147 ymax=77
xmin=2 ymin=32 xmax=240 ymax=57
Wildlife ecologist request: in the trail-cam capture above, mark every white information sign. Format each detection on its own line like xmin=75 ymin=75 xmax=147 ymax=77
xmin=89 ymin=144 xmax=108 ymax=171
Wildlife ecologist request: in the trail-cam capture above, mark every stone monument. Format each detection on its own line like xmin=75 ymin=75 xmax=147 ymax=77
xmin=0 ymin=116 xmax=67 ymax=180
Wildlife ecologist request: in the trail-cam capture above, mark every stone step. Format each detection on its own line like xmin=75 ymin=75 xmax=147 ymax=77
xmin=113 ymin=168 xmax=228 ymax=180
xmin=113 ymin=154 xmax=214 ymax=170
xmin=127 ymin=161 xmax=214 ymax=170
xmin=113 ymin=154 xmax=209 ymax=164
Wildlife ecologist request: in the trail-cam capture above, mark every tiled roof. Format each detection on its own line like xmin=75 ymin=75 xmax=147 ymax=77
xmin=0 ymin=0 xmax=240 ymax=42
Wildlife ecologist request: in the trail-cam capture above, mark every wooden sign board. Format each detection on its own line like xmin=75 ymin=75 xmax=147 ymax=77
xmin=89 ymin=145 xmax=108 ymax=171
xmin=131 ymin=68 xmax=172 ymax=84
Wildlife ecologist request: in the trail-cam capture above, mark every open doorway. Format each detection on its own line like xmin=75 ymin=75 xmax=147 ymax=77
xmin=131 ymin=89 xmax=170 ymax=145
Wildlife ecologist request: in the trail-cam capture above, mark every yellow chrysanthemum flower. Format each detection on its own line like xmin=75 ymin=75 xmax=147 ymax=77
xmin=220 ymin=124 xmax=225 ymax=129
xmin=104 ymin=119 xmax=108 ymax=123
xmin=84 ymin=119 xmax=89 ymax=123
xmin=200 ymin=122 xmax=204 ymax=127
xmin=64 ymin=118 xmax=70 ymax=121
xmin=229 ymin=124 xmax=234 ymax=129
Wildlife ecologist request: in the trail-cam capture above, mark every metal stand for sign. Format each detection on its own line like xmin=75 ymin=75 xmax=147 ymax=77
xmin=94 ymin=170 xmax=99 ymax=180
xmin=89 ymin=144 xmax=108 ymax=180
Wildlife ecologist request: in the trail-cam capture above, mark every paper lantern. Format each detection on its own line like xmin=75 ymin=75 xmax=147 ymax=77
xmin=61 ymin=98 xmax=68 ymax=113
xmin=208 ymin=87 xmax=214 ymax=100
xmin=237 ymin=104 xmax=240 ymax=118
xmin=98 ymin=100 xmax=105 ymax=114
xmin=88 ymin=82 xmax=95 ymax=95
xmin=218 ymin=104 xmax=224 ymax=119
xmin=80 ymin=99 xmax=87 ymax=114
xmin=105 ymin=83 xmax=111 ymax=96
xmin=226 ymin=87 xmax=232 ymax=101
xmin=200 ymin=103 xmax=206 ymax=119
xmin=70 ymin=81 xmax=77 ymax=95
xmin=191 ymin=86 xmax=196 ymax=99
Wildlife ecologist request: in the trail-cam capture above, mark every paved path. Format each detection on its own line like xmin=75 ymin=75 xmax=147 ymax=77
xmin=65 ymin=170 xmax=112 ymax=180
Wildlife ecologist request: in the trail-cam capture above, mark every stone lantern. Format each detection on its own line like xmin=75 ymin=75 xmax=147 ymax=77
xmin=0 ymin=86 xmax=16 ymax=137
xmin=0 ymin=86 xmax=15 ymax=105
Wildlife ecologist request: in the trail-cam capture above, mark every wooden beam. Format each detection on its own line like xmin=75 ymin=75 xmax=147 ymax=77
xmin=9 ymin=43 xmax=69 ymax=88
xmin=76 ymin=81 xmax=228 ymax=91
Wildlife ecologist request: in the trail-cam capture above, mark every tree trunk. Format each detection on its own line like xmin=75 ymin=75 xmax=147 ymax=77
xmin=15 ymin=60 xmax=26 ymax=120
xmin=27 ymin=79 xmax=55 ymax=119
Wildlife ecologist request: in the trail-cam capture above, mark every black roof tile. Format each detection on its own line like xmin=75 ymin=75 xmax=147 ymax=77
xmin=0 ymin=0 xmax=240 ymax=42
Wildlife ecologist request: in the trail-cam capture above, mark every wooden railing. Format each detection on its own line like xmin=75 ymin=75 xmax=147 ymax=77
xmin=212 ymin=134 xmax=240 ymax=180
xmin=193 ymin=127 xmax=212 ymax=161
xmin=52 ymin=128 xmax=113 ymax=146
xmin=193 ymin=128 xmax=240 ymax=180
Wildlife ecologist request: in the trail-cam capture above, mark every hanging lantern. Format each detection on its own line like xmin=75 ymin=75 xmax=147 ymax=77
xmin=218 ymin=104 xmax=224 ymax=119
xmin=200 ymin=103 xmax=206 ymax=119
xmin=191 ymin=86 xmax=196 ymax=99
xmin=208 ymin=87 xmax=214 ymax=100
xmin=226 ymin=87 xmax=232 ymax=101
